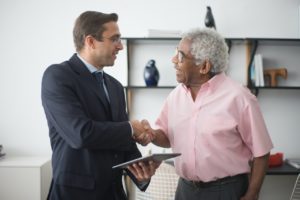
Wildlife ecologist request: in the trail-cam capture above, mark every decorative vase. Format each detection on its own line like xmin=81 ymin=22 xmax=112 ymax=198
xmin=144 ymin=59 xmax=159 ymax=86
xmin=204 ymin=6 xmax=216 ymax=29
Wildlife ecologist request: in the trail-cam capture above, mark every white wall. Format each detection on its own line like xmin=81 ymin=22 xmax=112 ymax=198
xmin=0 ymin=0 xmax=299 ymax=158
xmin=0 ymin=1 xmax=299 ymax=199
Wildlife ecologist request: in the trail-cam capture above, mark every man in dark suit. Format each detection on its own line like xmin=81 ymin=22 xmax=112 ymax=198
xmin=41 ymin=11 xmax=159 ymax=200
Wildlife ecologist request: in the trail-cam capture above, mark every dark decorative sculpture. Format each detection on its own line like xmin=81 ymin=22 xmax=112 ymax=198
xmin=205 ymin=6 xmax=216 ymax=29
xmin=144 ymin=59 xmax=159 ymax=86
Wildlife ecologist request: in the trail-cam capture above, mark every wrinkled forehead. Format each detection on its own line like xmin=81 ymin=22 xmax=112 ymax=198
xmin=178 ymin=38 xmax=192 ymax=53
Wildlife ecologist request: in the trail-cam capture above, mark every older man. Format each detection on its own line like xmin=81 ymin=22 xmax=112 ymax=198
xmin=136 ymin=28 xmax=273 ymax=200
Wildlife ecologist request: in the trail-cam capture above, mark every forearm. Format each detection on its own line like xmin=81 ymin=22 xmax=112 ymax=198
xmin=152 ymin=129 xmax=170 ymax=148
xmin=245 ymin=153 xmax=270 ymax=199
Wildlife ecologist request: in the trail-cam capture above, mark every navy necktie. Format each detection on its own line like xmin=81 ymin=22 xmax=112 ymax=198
xmin=93 ymin=72 xmax=110 ymax=107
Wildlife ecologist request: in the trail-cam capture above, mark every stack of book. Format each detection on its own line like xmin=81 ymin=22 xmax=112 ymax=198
xmin=286 ymin=158 xmax=300 ymax=169
xmin=0 ymin=144 xmax=5 ymax=160
xmin=148 ymin=29 xmax=182 ymax=37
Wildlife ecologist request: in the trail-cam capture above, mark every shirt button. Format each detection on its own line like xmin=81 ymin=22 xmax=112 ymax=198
xmin=114 ymin=154 xmax=118 ymax=158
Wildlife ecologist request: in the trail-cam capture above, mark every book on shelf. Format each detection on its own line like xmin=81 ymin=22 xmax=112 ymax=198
xmin=250 ymin=63 xmax=256 ymax=86
xmin=254 ymin=54 xmax=264 ymax=87
xmin=286 ymin=158 xmax=300 ymax=169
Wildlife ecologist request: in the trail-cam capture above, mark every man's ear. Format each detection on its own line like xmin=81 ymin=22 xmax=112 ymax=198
xmin=85 ymin=35 xmax=95 ymax=49
xmin=199 ymin=60 xmax=212 ymax=74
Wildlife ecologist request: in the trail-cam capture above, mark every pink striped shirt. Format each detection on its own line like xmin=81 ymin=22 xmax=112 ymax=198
xmin=155 ymin=73 xmax=273 ymax=182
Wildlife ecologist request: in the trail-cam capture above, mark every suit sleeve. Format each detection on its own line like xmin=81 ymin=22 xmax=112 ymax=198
xmin=41 ymin=65 xmax=135 ymax=151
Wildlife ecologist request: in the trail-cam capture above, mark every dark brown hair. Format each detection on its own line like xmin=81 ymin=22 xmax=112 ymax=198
xmin=73 ymin=11 xmax=118 ymax=52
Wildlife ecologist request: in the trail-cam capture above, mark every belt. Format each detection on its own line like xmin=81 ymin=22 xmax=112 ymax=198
xmin=182 ymin=173 xmax=248 ymax=188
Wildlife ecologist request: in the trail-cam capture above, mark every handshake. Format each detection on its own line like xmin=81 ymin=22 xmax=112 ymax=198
xmin=130 ymin=119 xmax=155 ymax=146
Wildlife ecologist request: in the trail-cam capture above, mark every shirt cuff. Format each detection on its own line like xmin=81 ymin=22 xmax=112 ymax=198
xmin=129 ymin=121 xmax=134 ymax=136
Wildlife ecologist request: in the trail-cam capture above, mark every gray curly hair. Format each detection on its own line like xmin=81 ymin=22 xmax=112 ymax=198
xmin=182 ymin=28 xmax=229 ymax=74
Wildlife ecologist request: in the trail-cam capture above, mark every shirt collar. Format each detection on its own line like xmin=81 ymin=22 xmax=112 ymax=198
xmin=179 ymin=72 xmax=226 ymax=92
xmin=206 ymin=72 xmax=226 ymax=92
xmin=76 ymin=53 xmax=104 ymax=74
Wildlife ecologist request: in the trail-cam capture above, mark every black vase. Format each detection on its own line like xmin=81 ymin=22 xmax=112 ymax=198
xmin=205 ymin=6 xmax=216 ymax=29
xmin=144 ymin=59 xmax=159 ymax=86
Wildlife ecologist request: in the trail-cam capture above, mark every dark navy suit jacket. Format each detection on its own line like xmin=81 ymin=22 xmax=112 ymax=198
xmin=42 ymin=54 xmax=144 ymax=200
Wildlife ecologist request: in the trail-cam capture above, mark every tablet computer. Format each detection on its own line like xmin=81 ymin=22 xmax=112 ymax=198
xmin=112 ymin=153 xmax=181 ymax=169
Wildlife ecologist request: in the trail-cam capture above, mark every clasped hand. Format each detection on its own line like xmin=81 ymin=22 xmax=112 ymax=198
xmin=131 ymin=119 xmax=155 ymax=146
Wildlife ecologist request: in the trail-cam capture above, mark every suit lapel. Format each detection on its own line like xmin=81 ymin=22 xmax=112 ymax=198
xmin=68 ymin=54 xmax=112 ymax=115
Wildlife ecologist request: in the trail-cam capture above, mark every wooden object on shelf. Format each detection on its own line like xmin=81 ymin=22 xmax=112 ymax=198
xmin=246 ymin=41 xmax=253 ymax=86
xmin=263 ymin=68 xmax=288 ymax=87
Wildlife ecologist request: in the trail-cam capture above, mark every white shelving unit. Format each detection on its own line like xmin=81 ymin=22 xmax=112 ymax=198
xmin=0 ymin=156 xmax=52 ymax=200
